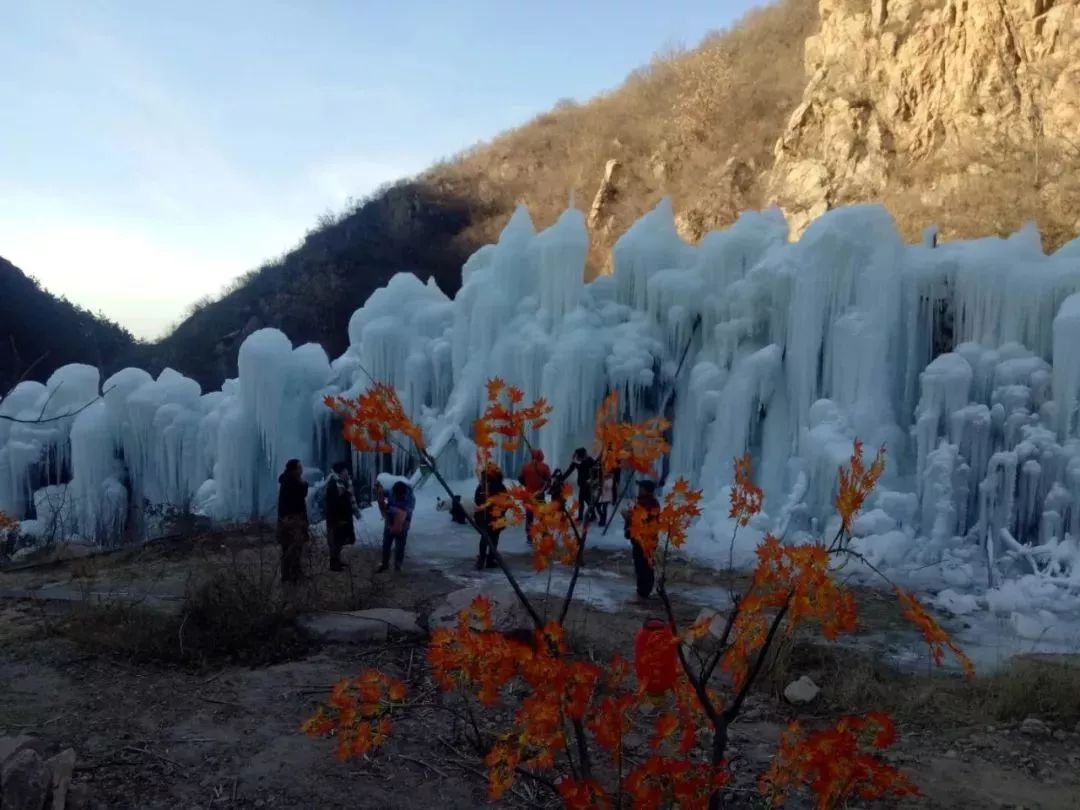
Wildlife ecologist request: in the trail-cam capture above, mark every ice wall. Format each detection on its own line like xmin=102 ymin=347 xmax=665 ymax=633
xmin=2 ymin=199 xmax=1080 ymax=591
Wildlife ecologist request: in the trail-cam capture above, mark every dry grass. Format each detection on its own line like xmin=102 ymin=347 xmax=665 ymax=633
xmin=59 ymin=548 xmax=311 ymax=667
xmin=889 ymin=134 xmax=1080 ymax=251
xmin=765 ymin=640 xmax=1080 ymax=729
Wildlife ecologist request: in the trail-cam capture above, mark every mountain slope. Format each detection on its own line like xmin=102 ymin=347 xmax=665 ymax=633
xmin=139 ymin=0 xmax=819 ymax=386
xmin=87 ymin=0 xmax=1080 ymax=385
xmin=0 ymin=256 xmax=135 ymax=393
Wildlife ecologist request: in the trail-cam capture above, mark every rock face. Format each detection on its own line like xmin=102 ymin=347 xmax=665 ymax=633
xmin=768 ymin=0 xmax=1080 ymax=237
xmin=587 ymin=159 xmax=622 ymax=230
xmin=0 ymin=736 xmax=81 ymax=810
xmin=1 ymin=749 xmax=50 ymax=810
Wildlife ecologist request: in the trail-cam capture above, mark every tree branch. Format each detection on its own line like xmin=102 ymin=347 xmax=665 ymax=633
xmin=0 ymin=385 xmax=114 ymax=424
xmin=657 ymin=580 xmax=719 ymax=724
xmin=557 ymin=497 xmax=590 ymax=626
xmin=723 ymin=593 xmax=791 ymax=723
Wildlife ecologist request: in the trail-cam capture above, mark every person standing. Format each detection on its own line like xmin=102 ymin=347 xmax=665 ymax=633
xmin=567 ymin=448 xmax=598 ymax=524
xmin=277 ymin=459 xmax=310 ymax=584
xmin=596 ymin=466 xmax=621 ymax=528
xmin=475 ymin=465 xmax=507 ymax=570
xmin=519 ymin=449 xmax=551 ymax=541
xmin=377 ymin=481 xmax=413 ymax=573
xmin=325 ymin=461 xmax=359 ymax=572
xmin=622 ymin=479 xmax=660 ymax=601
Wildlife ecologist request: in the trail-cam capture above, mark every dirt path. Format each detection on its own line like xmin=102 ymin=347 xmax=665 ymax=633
xmin=2 ymin=537 xmax=1079 ymax=809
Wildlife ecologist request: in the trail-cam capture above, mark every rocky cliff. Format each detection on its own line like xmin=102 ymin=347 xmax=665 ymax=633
xmin=769 ymin=0 xmax=1080 ymax=241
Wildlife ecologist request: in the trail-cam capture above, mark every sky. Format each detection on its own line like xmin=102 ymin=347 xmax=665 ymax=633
xmin=1 ymin=0 xmax=767 ymax=340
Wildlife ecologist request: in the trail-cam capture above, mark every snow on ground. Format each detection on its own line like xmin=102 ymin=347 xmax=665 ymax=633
xmin=353 ymin=477 xmax=1080 ymax=673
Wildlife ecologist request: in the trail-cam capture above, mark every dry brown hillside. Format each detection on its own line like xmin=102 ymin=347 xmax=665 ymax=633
xmin=424 ymin=0 xmax=820 ymax=276
xmin=138 ymin=0 xmax=1080 ymax=386
xmin=771 ymin=0 xmax=1080 ymax=247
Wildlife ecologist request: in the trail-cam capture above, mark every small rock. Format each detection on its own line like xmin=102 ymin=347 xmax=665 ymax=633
xmin=0 ymin=735 xmax=43 ymax=765
xmin=945 ymin=749 xmax=958 ymax=759
xmin=46 ymin=748 xmax=76 ymax=810
xmin=783 ymin=676 xmax=820 ymax=705
xmin=1 ymin=748 xmax=50 ymax=810
xmin=1020 ymin=717 xmax=1050 ymax=737
xmin=985 ymin=725 xmax=996 ymax=733
xmin=692 ymin=609 xmax=729 ymax=641
xmin=297 ymin=612 xmax=388 ymax=643
xmin=1052 ymin=729 xmax=1067 ymax=741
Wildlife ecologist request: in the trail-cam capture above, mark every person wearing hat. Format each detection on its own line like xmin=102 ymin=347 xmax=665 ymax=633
xmin=519 ymin=448 xmax=552 ymax=541
xmin=622 ymin=479 xmax=660 ymax=600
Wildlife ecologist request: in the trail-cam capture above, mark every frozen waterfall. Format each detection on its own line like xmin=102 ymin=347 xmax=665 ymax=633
xmin=2 ymin=200 xmax=1079 ymax=594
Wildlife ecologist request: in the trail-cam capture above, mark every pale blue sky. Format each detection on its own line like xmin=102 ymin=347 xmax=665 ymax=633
xmin=1 ymin=0 xmax=766 ymax=339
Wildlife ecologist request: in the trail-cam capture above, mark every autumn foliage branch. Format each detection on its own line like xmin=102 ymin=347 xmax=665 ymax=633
xmin=312 ymin=380 xmax=972 ymax=808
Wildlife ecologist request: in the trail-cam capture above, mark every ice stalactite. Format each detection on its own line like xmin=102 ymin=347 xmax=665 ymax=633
xmin=3 ymin=197 xmax=1080 ymax=596
xmin=69 ymin=401 xmax=127 ymax=544
xmin=535 ymin=208 xmax=588 ymax=324
xmin=613 ymin=198 xmax=695 ymax=314
xmin=1052 ymin=292 xmax=1080 ymax=440
xmin=0 ymin=381 xmax=47 ymax=518
xmin=122 ymin=368 xmax=201 ymax=506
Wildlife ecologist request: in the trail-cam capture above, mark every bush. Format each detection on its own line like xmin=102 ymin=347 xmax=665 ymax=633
xmin=62 ymin=549 xmax=309 ymax=667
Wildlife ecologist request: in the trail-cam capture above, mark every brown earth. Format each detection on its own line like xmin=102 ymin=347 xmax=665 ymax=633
xmin=1 ymin=536 xmax=1078 ymax=809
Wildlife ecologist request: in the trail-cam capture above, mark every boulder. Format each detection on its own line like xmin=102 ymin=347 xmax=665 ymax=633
xmin=0 ymin=735 xmax=43 ymax=765
xmin=46 ymin=748 xmax=76 ymax=810
xmin=1020 ymin=717 xmax=1051 ymax=737
xmin=1 ymin=748 xmax=50 ymax=810
xmin=429 ymin=586 xmax=529 ymax=631
xmin=783 ymin=675 xmax=821 ymax=705
xmin=297 ymin=612 xmax=389 ymax=643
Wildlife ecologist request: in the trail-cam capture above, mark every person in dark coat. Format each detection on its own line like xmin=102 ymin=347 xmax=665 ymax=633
xmin=622 ymin=479 xmax=660 ymax=600
xmin=325 ymin=461 xmax=359 ymax=572
xmin=567 ymin=448 xmax=598 ymax=524
xmin=277 ymin=458 xmax=310 ymax=584
xmin=474 ymin=465 xmax=507 ymax=570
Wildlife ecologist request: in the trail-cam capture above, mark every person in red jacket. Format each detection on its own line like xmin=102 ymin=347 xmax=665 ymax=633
xmin=519 ymin=449 xmax=551 ymax=541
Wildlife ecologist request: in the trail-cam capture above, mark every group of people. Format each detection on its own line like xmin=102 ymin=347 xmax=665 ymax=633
xmin=275 ymin=459 xmax=414 ymax=584
xmin=472 ymin=447 xmax=659 ymax=600
xmin=276 ymin=449 xmax=661 ymax=602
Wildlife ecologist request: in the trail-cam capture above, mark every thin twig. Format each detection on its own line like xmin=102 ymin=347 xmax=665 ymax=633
xmin=394 ymin=753 xmax=450 ymax=779
xmin=122 ymin=745 xmax=185 ymax=771
xmin=557 ymin=496 xmax=590 ymax=625
xmin=418 ymin=446 xmax=544 ymax=629
xmin=197 ymin=693 xmax=252 ymax=714
xmin=0 ymin=385 xmax=116 ymax=424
